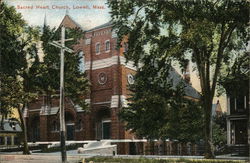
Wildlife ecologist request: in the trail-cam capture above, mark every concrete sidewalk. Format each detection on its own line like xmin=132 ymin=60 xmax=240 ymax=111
xmin=0 ymin=153 xmax=248 ymax=163
xmin=0 ymin=154 xmax=81 ymax=163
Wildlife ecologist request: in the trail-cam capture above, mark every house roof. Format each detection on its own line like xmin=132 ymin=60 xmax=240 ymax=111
xmin=0 ymin=120 xmax=22 ymax=133
xmin=168 ymin=67 xmax=201 ymax=99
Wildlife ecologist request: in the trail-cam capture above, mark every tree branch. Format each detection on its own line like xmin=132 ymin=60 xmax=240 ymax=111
xmin=132 ymin=5 xmax=145 ymax=26
xmin=211 ymin=23 xmax=237 ymax=97
xmin=193 ymin=47 xmax=206 ymax=96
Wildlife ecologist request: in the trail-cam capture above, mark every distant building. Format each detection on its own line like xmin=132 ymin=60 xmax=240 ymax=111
xmin=226 ymin=78 xmax=249 ymax=155
xmin=25 ymin=13 xmax=200 ymax=154
xmin=212 ymin=100 xmax=222 ymax=117
xmin=0 ymin=119 xmax=22 ymax=148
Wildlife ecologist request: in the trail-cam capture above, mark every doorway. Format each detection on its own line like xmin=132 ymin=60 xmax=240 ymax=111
xmin=66 ymin=124 xmax=75 ymax=140
xmin=102 ymin=120 xmax=111 ymax=139
xmin=234 ymin=120 xmax=247 ymax=144
xmin=65 ymin=112 xmax=75 ymax=140
xmin=95 ymin=107 xmax=111 ymax=140
xmin=31 ymin=116 xmax=40 ymax=142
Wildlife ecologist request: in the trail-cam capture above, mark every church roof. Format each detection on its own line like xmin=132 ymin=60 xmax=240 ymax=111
xmin=59 ymin=14 xmax=86 ymax=31
xmin=87 ymin=21 xmax=113 ymax=32
xmin=168 ymin=67 xmax=201 ymax=99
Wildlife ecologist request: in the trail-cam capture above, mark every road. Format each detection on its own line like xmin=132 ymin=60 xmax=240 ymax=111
xmin=0 ymin=151 xmax=248 ymax=163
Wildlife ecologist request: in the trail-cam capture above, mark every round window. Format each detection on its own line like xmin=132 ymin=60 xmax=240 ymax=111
xmin=98 ymin=72 xmax=108 ymax=84
xmin=127 ymin=74 xmax=135 ymax=84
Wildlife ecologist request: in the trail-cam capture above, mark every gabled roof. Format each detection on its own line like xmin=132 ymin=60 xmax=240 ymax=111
xmin=59 ymin=14 xmax=85 ymax=31
xmin=168 ymin=67 xmax=201 ymax=99
xmin=0 ymin=120 xmax=22 ymax=133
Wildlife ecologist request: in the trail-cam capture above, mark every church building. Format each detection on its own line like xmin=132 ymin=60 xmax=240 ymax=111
xmin=25 ymin=13 xmax=137 ymax=154
xmin=25 ymin=13 xmax=200 ymax=154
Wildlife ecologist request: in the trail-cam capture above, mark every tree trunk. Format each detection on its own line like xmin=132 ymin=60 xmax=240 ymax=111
xmin=17 ymin=104 xmax=30 ymax=155
xmin=0 ymin=115 xmax=4 ymax=130
xmin=203 ymin=95 xmax=215 ymax=159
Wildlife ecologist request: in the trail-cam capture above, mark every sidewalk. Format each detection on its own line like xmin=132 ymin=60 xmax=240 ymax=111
xmin=0 ymin=153 xmax=248 ymax=163
xmin=0 ymin=154 xmax=85 ymax=163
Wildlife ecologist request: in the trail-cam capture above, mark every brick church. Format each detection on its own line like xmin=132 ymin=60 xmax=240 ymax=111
xmin=25 ymin=13 xmax=200 ymax=154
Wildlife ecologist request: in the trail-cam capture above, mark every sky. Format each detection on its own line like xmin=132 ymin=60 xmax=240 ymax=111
xmin=4 ymin=0 xmax=111 ymax=29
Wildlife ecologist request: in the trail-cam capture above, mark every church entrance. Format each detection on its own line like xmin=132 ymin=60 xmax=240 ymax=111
xmin=31 ymin=116 xmax=40 ymax=142
xmin=66 ymin=124 xmax=75 ymax=140
xmin=95 ymin=107 xmax=111 ymax=140
xmin=102 ymin=120 xmax=111 ymax=139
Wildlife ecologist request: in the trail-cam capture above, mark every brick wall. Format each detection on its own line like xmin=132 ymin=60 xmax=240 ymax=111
xmin=25 ymin=16 xmax=138 ymax=154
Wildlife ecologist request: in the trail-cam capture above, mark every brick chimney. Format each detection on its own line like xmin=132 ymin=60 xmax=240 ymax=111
xmin=183 ymin=62 xmax=191 ymax=84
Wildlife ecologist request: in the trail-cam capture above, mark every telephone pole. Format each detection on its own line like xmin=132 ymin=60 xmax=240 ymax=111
xmin=49 ymin=26 xmax=73 ymax=163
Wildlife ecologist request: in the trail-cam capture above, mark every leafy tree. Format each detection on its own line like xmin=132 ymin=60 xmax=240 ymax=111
xmin=0 ymin=2 xmax=26 ymax=76
xmin=219 ymin=51 xmax=249 ymax=98
xmin=0 ymin=2 xmax=40 ymax=154
xmin=120 ymin=62 xmax=203 ymax=143
xmin=212 ymin=113 xmax=227 ymax=153
xmin=108 ymin=0 xmax=248 ymax=158
xmin=37 ymin=25 xmax=89 ymax=109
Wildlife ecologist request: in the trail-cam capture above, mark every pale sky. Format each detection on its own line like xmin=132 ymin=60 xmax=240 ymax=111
xmin=4 ymin=0 xmax=111 ymax=29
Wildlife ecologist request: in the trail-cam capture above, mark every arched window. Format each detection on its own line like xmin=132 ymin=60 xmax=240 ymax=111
xmin=52 ymin=121 xmax=58 ymax=131
xmin=123 ymin=42 xmax=128 ymax=52
xmin=95 ymin=42 xmax=100 ymax=54
xmin=76 ymin=119 xmax=83 ymax=131
xmin=78 ymin=51 xmax=85 ymax=72
xmin=105 ymin=40 xmax=110 ymax=52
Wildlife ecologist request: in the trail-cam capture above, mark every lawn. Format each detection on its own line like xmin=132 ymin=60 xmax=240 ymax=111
xmin=85 ymin=157 xmax=247 ymax=163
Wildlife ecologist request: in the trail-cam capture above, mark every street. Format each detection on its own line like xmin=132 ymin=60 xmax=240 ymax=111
xmin=0 ymin=151 xmax=248 ymax=163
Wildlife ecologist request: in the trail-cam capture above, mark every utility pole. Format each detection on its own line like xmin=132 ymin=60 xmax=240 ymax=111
xmin=49 ymin=26 xmax=73 ymax=163
xmin=59 ymin=26 xmax=67 ymax=163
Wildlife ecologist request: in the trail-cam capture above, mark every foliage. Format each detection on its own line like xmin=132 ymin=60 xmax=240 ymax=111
xmin=108 ymin=0 xmax=248 ymax=158
xmin=38 ymin=25 xmax=89 ymax=108
xmin=120 ymin=63 xmax=203 ymax=142
xmin=0 ymin=2 xmax=26 ymax=76
xmin=0 ymin=2 xmax=28 ymax=114
xmin=219 ymin=52 xmax=249 ymax=97
xmin=0 ymin=2 xmax=41 ymax=154
xmin=86 ymin=156 xmax=246 ymax=163
xmin=0 ymin=2 xmax=40 ymax=106
xmin=0 ymin=75 xmax=23 ymax=119
xmin=0 ymin=2 xmax=89 ymax=154
xmin=212 ymin=113 xmax=227 ymax=152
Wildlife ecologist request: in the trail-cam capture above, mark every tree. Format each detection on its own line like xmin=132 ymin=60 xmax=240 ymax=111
xmin=38 ymin=25 xmax=89 ymax=109
xmin=108 ymin=0 xmax=248 ymax=158
xmin=0 ymin=2 xmax=40 ymax=154
xmin=0 ymin=2 xmax=26 ymax=76
xmin=212 ymin=113 xmax=227 ymax=154
xmin=120 ymin=60 xmax=204 ymax=142
xmin=219 ymin=51 xmax=249 ymax=98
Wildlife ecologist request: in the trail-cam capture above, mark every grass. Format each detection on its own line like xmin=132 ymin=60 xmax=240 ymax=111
xmin=85 ymin=157 xmax=247 ymax=163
